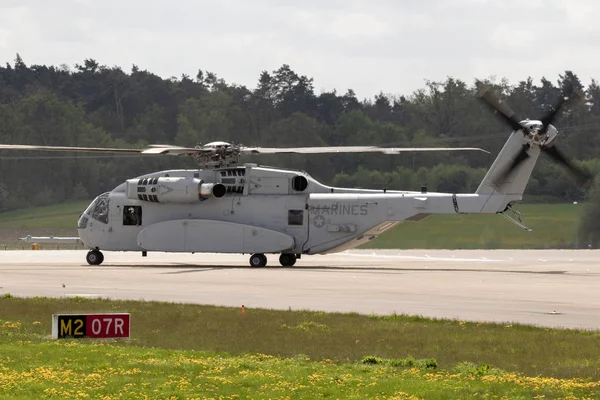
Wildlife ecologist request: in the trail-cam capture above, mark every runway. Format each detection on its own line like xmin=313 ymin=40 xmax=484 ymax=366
xmin=1 ymin=249 xmax=599 ymax=330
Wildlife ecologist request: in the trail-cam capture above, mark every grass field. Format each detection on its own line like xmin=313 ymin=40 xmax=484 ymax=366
xmin=365 ymin=203 xmax=584 ymax=249
xmin=0 ymin=201 xmax=90 ymax=230
xmin=0 ymin=201 xmax=584 ymax=249
xmin=0 ymin=202 xmax=87 ymax=248
xmin=1 ymin=296 xmax=599 ymax=399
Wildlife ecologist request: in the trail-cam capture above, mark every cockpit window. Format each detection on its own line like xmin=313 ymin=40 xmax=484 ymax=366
xmin=83 ymin=200 xmax=95 ymax=216
xmin=90 ymin=193 xmax=109 ymax=224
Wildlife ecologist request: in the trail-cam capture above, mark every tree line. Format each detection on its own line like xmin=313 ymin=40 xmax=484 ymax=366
xmin=1 ymin=54 xmax=600 ymax=213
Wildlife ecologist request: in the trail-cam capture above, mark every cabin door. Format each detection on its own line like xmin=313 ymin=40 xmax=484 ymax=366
xmin=284 ymin=197 xmax=309 ymax=253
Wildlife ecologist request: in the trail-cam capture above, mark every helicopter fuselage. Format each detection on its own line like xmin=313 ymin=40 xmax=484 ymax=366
xmin=77 ymin=163 xmax=520 ymax=260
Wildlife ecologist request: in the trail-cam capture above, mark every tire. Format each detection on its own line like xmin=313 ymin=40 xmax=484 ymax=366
xmin=258 ymin=254 xmax=267 ymax=266
xmin=86 ymin=250 xmax=103 ymax=266
xmin=249 ymin=253 xmax=267 ymax=268
xmin=279 ymin=254 xmax=296 ymax=267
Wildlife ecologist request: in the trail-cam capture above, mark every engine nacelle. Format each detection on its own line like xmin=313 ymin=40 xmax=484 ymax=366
xmin=126 ymin=177 xmax=226 ymax=203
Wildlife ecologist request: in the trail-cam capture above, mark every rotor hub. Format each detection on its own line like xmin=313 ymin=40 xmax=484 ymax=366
xmin=521 ymin=120 xmax=546 ymax=146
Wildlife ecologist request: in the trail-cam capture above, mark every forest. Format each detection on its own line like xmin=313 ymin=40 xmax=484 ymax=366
xmin=1 ymin=54 xmax=600 ymax=213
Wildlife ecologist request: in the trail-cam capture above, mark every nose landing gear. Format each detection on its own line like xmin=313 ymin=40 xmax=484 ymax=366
xmin=86 ymin=249 xmax=104 ymax=265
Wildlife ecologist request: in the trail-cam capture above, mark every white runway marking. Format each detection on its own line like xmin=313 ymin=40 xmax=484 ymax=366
xmin=349 ymin=252 xmax=504 ymax=263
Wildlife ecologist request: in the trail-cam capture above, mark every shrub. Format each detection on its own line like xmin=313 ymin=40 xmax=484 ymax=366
xmin=454 ymin=361 xmax=504 ymax=376
xmin=364 ymin=355 xmax=437 ymax=370
xmin=361 ymin=356 xmax=383 ymax=365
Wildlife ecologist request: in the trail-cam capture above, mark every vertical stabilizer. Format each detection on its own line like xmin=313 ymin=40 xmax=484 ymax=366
xmin=476 ymin=131 xmax=541 ymax=196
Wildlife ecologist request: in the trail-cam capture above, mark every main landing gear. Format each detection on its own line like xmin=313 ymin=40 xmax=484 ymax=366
xmin=279 ymin=253 xmax=297 ymax=267
xmin=86 ymin=249 xmax=104 ymax=266
xmin=248 ymin=253 xmax=298 ymax=267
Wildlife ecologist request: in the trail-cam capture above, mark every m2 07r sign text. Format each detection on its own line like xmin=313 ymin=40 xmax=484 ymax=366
xmin=52 ymin=313 xmax=131 ymax=339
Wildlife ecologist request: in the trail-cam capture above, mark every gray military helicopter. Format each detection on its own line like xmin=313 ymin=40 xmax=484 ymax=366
xmin=1 ymin=89 xmax=591 ymax=267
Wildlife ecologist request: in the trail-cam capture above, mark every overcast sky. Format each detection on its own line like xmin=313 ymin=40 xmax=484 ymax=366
xmin=0 ymin=0 xmax=598 ymax=99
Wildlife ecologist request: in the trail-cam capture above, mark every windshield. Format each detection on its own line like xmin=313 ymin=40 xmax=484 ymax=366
xmin=90 ymin=192 xmax=109 ymax=224
xmin=83 ymin=199 xmax=95 ymax=216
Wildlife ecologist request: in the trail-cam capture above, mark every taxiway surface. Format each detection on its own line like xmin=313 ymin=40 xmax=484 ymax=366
xmin=1 ymin=249 xmax=599 ymax=330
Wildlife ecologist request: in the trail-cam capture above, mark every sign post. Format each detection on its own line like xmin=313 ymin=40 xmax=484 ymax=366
xmin=52 ymin=313 xmax=131 ymax=339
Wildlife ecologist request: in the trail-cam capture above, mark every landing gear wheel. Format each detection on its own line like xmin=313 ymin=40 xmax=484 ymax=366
xmin=279 ymin=254 xmax=297 ymax=267
xmin=249 ymin=253 xmax=267 ymax=268
xmin=86 ymin=250 xmax=104 ymax=266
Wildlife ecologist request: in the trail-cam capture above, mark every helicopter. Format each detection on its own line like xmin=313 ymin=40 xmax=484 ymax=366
xmin=0 ymin=89 xmax=592 ymax=267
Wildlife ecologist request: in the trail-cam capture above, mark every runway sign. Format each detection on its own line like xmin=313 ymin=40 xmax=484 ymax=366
xmin=52 ymin=313 xmax=130 ymax=339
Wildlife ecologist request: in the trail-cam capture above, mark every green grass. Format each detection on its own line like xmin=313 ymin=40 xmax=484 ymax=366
xmin=2 ymin=341 xmax=598 ymax=399
xmin=364 ymin=203 xmax=583 ymax=249
xmin=1 ymin=297 xmax=600 ymax=399
xmin=2 ymin=297 xmax=600 ymax=378
xmin=0 ymin=202 xmax=88 ymax=248
xmin=0 ymin=201 xmax=89 ymax=229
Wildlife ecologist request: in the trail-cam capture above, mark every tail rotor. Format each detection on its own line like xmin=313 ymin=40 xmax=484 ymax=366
xmin=476 ymin=87 xmax=592 ymax=188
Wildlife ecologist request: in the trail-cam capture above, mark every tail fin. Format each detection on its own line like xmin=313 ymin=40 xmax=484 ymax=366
xmin=476 ymin=131 xmax=541 ymax=196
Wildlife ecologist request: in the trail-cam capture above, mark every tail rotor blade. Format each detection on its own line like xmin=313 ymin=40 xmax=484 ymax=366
xmin=476 ymin=86 xmax=523 ymax=132
xmin=542 ymin=145 xmax=592 ymax=187
xmin=540 ymin=88 xmax=585 ymax=129
xmin=494 ymin=145 xmax=531 ymax=185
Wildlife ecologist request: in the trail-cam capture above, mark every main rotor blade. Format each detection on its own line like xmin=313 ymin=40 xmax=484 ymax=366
xmin=476 ymin=86 xmax=523 ymax=132
xmin=540 ymin=88 xmax=585 ymax=129
xmin=0 ymin=143 xmax=490 ymax=158
xmin=241 ymin=146 xmax=490 ymax=155
xmin=542 ymin=145 xmax=592 ymax=187
xmin=0 ymin=143 xmax=214 ymax=156
xmin=0 ymin=144 xmax=144 ymax=154
xmin=0 ymin=154 xmax=152 ymax=160
xmin=141 ymin=145 xmax=213 ymax=155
